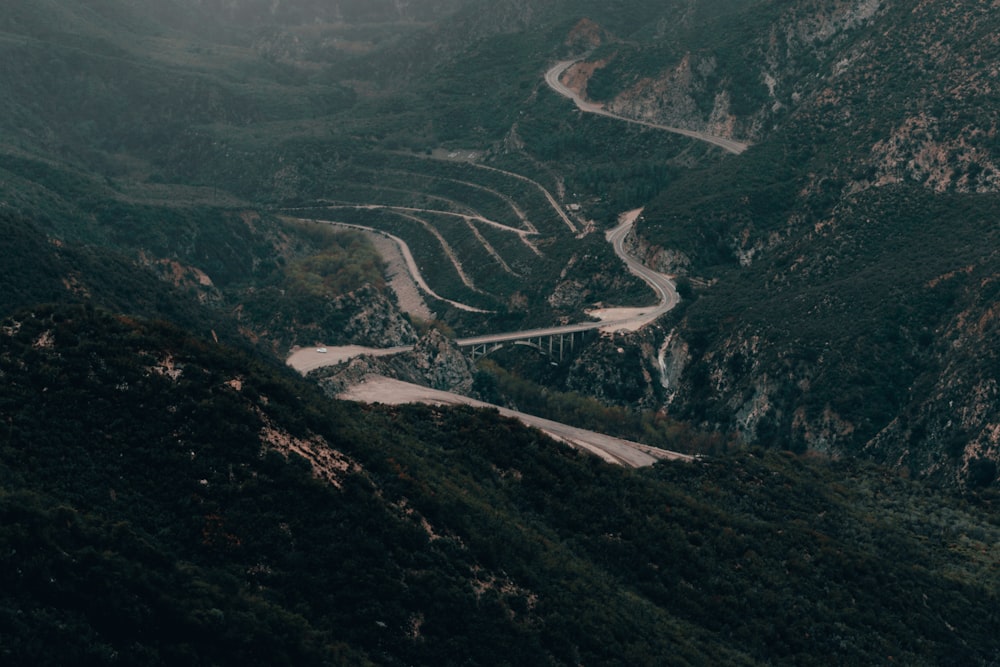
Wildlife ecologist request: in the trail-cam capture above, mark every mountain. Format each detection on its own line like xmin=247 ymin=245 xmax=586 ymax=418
xmin=341 ymin=0 xmax=998 ymax=488
xmin=2 ymin=0 xmax=998 ymax=482
xmin=1 ymin=305 xmax=997 ymax=664
xmin=0 ymin=0 xmax=441 ymax=355
xmin=357 ymin=0 xmax=995 ymax=488
xmin=579 ymin=0 xmax=1000 ymax=488
xmin=1 ymin=0 xmax=999 ymax=662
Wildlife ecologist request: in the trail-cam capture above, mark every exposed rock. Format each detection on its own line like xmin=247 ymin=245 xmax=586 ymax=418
xmin=314 ymin=355 xmax=387 ymax=397
xmin=564 ymin=17 xmax=608 ymax=52
xmin=563 ymin=0 xmax=893 ymax=145
xmin=565 ymin=332 xmax=662 ymax=410
xmin=403 ymin=328 xmax=475 ymax=393
xmin=547 ymin=279 xmax=589 ymax=309
xmin=563 ymin=58 xmax=612 ymax=98
xmin=607 ymin=54 xmax=720 ymax=134
xmin=663 ymin=270 xmax=1000 ymax=488
xmin=139 ymin=253 xmax=222 ymax=305
xmin=863 ymin=286 xmax=1000 ymax=488
xmin=626 ymin=223 xmax=692 ymax=275
xmin=332 ymin=283 xmax=418 ymax=348
xmin=869 ymin=113 xmax=1000 ymax=193
xmin=259 ymin=413 xmax=360 ymax=489
xmin=314 ymin=328 xmax=475 ymax=397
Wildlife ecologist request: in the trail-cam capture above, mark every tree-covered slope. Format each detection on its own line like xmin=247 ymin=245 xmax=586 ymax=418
xmin=1 ymin=305 xmax=998 ymax=665
xmin=3 ymin=0 xmax=997 ymax=488
xmin=0 ymin=0 xmax=664 ymax=340
xmin=609 ymin=0 xmax=1000 ymax=487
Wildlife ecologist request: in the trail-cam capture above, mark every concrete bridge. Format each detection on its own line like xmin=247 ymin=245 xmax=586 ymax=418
xmin=288 ymin=324 xmax=608 ymax=374
xmin=457 ymin=326 xmax=595 ymax=361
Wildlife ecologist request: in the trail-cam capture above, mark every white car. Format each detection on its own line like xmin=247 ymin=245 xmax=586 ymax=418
xmin=316 ymin=347 xmax=328 ymax=353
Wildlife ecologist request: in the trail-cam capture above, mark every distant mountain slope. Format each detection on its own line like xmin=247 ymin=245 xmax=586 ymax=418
xmin=0 ymin=207 xmax=240 ymax=341
xmin=1 ymin=305 xmax=997 ymax=664
xmin=611 ymin=0 xmax=1000 ymax=487
xmin=382 ymin=0 xmax=999 ymax=487
xmin=1 ymin=0 xmax=996 ymax=488
xmin=0 ymin=0 xmax=424 ymax=354
xmin=184 ymin=0 xmax=468 ymax=25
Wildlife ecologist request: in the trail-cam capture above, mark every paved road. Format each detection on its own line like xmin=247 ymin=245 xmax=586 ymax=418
xmin=285 ymin=218 xmax=493 ymax=314
xmin=606 ymin=212 xmax=679 ymax=315
xmin=288 ymin=344 xmax=414 ymax=374
xmin=287 ymin=211 xmax=678 ymax=374
xmin=544 ymin=60 xmax=749 ymax=155
xmin=340 ymin=375 xmax=694 ymax=468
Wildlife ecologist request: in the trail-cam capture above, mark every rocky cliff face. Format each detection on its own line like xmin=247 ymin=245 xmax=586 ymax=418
xmin=315 ymin=327 xmax=475 ymax=397
xmin=403 ymin=327 xmax=476 ymax=392
xmin=644 ymin=256 xmax=1000 ymax=491
xmin=864 ymin=287 xmax=1000 ymax=489
xmin=658 ymin=256 xmax=1000 ymax=489
xmin=239 ymin=282 xmax=418 ymax=357
xmin=331 ymin=283 xmax=419 ymax=348
xmin=603 ymin=54 xmax=746 ymax=139
xmin=563 ymin=0 xmax=895 ymax=143
xmin=565 ymin=331 xmax=663 ymax=411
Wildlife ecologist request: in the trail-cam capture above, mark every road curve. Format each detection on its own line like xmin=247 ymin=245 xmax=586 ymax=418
xmin=286 ymin=210 xmax=678 ymax=374
xmin=284 ymin=217 xmax=493 ymax=313
xmin=544 ymin=60 xmax=749 ymax=155
xmin=339 ymin=375 xmax=694 ymax=468
xmin=287 ymin=214 xmax=692 ymax=467
xmin=606 ymin=211 xmax=679 ymax=316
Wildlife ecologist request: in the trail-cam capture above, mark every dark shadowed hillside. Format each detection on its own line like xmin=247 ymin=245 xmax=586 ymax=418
xmin=1 ymin=306 xmax=997 ymax=664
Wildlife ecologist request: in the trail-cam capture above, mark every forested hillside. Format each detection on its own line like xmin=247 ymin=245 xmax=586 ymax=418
xmin=1 ymin=306 xmax=997 ymax=664
xmin=1 ymin=0 xmax=999 ymax=661
xmin=604 ymin=0 xmax=1000 ymax=487
xmin=0 ymin=0 xmax=448 ymax=353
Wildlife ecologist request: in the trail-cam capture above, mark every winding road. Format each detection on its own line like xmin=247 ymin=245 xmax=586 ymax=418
xmin=286 ymin=209 xmax=687 ymax=467
xmin=286 ymin=218 xmax=493 ymax=314
xmin=544 ymin=60 xmax=749 ymax=155
xmin=287 ymin=208 xmax=678 ymax=373
xmin=601 ymin=209 xmax=679 ymax=323
xmin=284 ymin=69 xmax=711 ymax=465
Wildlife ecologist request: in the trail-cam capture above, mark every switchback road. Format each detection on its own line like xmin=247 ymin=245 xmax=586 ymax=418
xmin=286 ymin=218 xmax=493 ymax=314
xmin=286 ymin=209 xmax=678 ymax=373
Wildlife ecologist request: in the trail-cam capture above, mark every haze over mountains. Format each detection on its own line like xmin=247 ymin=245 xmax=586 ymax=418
xmin=1 ymin=0 xmax=998 ymax=663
